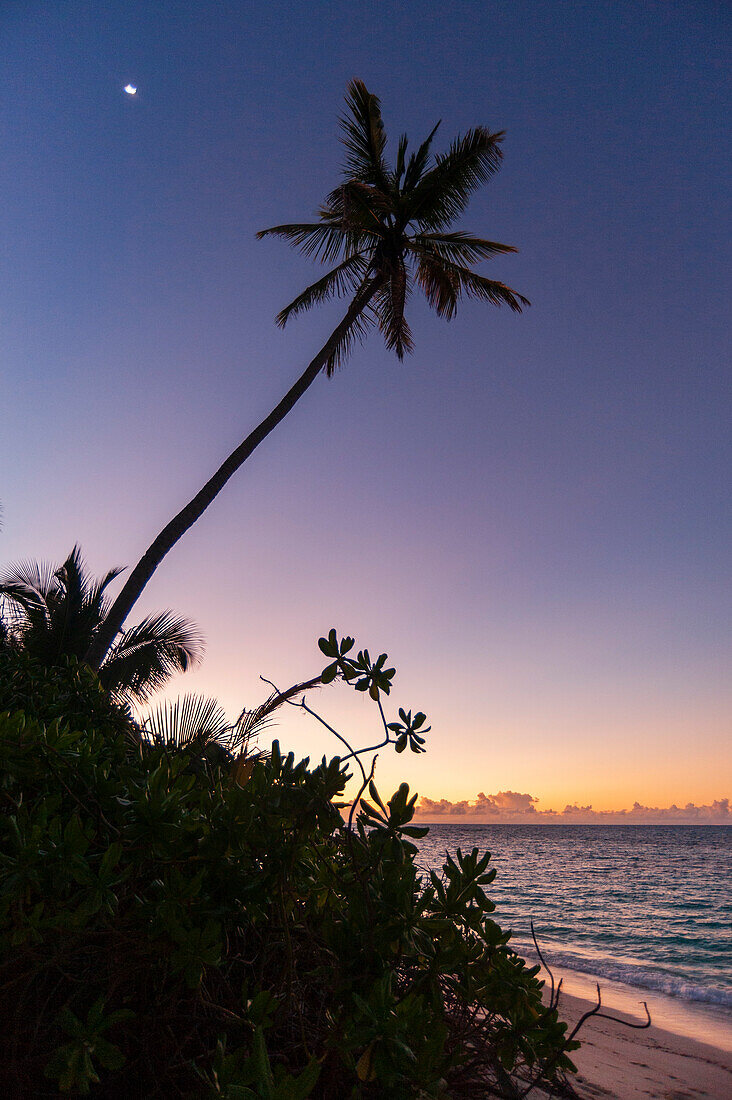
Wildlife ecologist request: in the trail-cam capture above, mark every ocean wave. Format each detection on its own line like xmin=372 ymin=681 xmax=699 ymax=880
xmin=417 ymin=825 xmax=732 ymax=1015
xmin=512 ymin=938 xmax=732 ymax=1010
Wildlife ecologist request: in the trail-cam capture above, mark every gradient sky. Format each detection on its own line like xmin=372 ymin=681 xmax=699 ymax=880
xmin=2 ymin=0 xmax=730 ymax=816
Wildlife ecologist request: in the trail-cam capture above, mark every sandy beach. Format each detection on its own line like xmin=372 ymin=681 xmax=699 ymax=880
xmin=557 ymin=993 xmax=732 ymax=1100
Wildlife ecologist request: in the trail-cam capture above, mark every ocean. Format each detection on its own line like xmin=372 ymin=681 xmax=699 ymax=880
xmin=415 ymin=824 xmax=731 ymax=1045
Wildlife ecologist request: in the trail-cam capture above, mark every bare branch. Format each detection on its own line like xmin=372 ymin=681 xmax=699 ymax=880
xmin=568 ymin=983 xmax=651 ymax=1044
xmin=259 ymin=673 xmax=367 ymax=782
xmin=348 ymin=754 xmax=378 ymax=835
xmin=530 ymin=921 xmax=558 ymax=1011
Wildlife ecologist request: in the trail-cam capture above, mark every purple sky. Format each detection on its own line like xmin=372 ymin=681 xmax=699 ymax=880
xmin=2 ymin=0 xmax=730 ymax=813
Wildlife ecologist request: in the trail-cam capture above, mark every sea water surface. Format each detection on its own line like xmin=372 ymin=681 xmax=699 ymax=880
xmin=415 ymin=824 xmax=732 ymax=1046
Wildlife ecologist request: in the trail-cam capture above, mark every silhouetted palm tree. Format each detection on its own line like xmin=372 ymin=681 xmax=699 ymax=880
xmin=0 ymin=546 xmax=202 ymax=704
xmin=87 ymin=80 xmax=528 ymax=670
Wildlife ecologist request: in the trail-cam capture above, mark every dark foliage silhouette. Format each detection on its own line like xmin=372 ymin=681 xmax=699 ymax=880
xmin=0 ymin=633 xmax=586 ymax=1097
xmin=0 ymin=546 xmax=201 ymax=704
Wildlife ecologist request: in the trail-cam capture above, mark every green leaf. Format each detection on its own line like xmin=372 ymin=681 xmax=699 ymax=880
xmin=93 ymin=1037 xmax=125 ymax=1071
xmin=368 ymin=781 xmax=387 ymax=812
xmin=286 ymin=1056 xmax=321 ymax=1099
xmin=320 ymin=662 xmax=338 ymax=684
xmin=251 ymin=1027 xmax=275 ymax=1097
xmin=317 ymin=636 xmax=335 ymax=657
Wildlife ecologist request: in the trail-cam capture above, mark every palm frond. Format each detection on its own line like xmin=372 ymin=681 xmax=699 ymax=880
xmin=228 ymin=704 xmax=274 ymax=757
xmin=446 ymin=261 xmax=530 ymax=312
xmin=403 ymin=121 xmax=440 ymax=192
xmin=410 ymin=127 xmax=505 ymax=230
xmin=0 ymin=581 xmax=50 ymax=645
xmin=340 ymin=79 xmax=389 ymax=188
xmin=47 ymin=548 xmax=113 ymax=661
xmin=228 ymin=673 xmax=326 ymax=757
xmin=324 ymin=180 xmax=391 ymax=231
xmin=0 ymin=558 xmax=58 ymax=602
xmin=100 ymin=611 xmax=204 ymax=704
xmin=414 ymin=250 xmax=460 ymax=319
xmin=0 ymin=557 xmax=64 ymax=656
xmin=0 ymin=579 xmax=47 ymax=613
xmin=323 ymin=306 xmax=375 ymax=377
xmin=412 ymin=231 xmax=517 ymax=265
xmin=54 ymin=544 xmax=84 ymax=592
xmin=412 ymin=244 xmax=529 ymax=315
xmin=375 ymin=263 xmax=413 ymax=359
xmin=256 ymin=222 xmax=354 ymax=265
xmin=276 ymin=254 xmax=370 ymax=327
xmin=392 ymin=132 xmax=408 ymax=188
xmin=84 ymin=566 xmax=125 ymax=623
xmin=142 ymin=693 xmax=230 ymax=749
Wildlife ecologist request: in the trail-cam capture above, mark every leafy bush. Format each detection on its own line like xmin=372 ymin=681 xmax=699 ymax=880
xmin=0 ymin=639 xmax=577 ymax=1097
xmin=0 ymin=649 xmax=133 ymax=738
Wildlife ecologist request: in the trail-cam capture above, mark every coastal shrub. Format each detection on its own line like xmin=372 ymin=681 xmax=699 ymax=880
xmin=0 ymin=638 xmax=578 ymax=1097
xmin=0 ymin=649 xmax=133 ymax=738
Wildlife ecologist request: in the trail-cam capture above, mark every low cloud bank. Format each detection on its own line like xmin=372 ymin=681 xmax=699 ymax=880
xmin=415 ymin=792 xmax=730 ymax=824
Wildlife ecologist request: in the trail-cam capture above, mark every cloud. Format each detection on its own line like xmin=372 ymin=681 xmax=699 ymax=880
xmin=418 ymin=790 xmax=540 ymax=819
xmin=415 ymin=793 xmax=730 ymax=824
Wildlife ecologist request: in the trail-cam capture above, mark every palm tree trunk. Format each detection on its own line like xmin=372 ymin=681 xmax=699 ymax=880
xmin=85 ymin=276 xmax=384 ymax=671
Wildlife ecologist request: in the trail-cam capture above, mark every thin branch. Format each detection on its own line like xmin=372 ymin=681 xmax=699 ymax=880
xmin=568 ymin=983 xmax=651 ymax=1044
xmin=520 ymin=980 xmax=651 ymax=1098
xmin=375 ymin=695 xmax=391 ymax=738
xmin=256 ymin=673 xmax=325 ymax=719
xmin=259 ymin=674 xmax=367 ymax=781
xmin=530 ymin=920 xmax=557 ymax=1011
xmin=337 ymin=735 xmax=389 ymax=766
xmin=301 ymin=699 xmax=367 ymax=782
xmin=343 ymin=754 xmax=378 ymax=952
xmin=348 ymin=754 xmax=378 ymax=835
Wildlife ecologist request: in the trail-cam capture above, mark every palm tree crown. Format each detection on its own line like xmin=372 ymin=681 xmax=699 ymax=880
xmin=85 ymin=81 xmax=527 ymax=671
xmin=0 ymin=546 xmax=202 ymax=704
xmin=258 ymin=79 xmax=528 ymax=372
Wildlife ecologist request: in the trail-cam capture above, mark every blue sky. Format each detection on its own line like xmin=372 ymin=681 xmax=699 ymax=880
xmin=2 ymin=0 xmax=730 ymax=812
